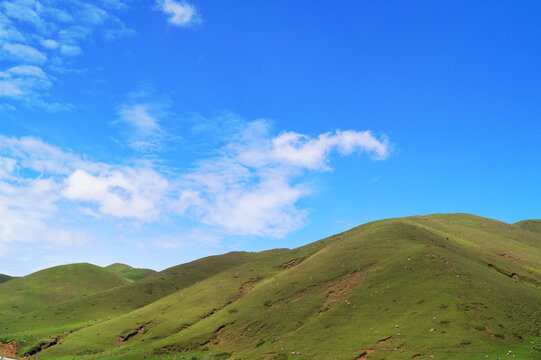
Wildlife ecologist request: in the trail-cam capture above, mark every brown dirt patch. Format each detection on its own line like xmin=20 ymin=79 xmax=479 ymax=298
xmin=24 ymin=337 xmax=59 ymax=357
xmin=500 ymin=253 xmax=518 ymax=261
xmin=0 ymin=339 xmax=17 ymax=358
xmin=117 ymin=324 xmax=146 ymax=343
xmin=205 ymin=322 xmax=240 ymax=350
xmin=289 ymin=266 xmax=375 ymax=310
xmin=283 ymin=258 xmax=301 ymax=269
xmin=321 ymin=266 xmax=375 ymax=310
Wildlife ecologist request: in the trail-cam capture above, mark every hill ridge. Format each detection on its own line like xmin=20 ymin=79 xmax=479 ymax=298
xmin=1 ymin=213 xmax=540 ymax=360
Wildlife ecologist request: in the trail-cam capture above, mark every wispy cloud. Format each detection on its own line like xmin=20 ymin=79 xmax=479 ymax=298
xmin=0 ymin=0 xmax=134 ymax=109
xmin=156 ymin=0 xmax=200 ymax=27
xmin=0 ymin=65 xmax=65 ymax=110
xmin=117 ymin=103 xmax=165 ymax=152
xmin=0 ymin=121 xmax=390 ymax=253
xmin=0 ymin=65 xmax=51 ymax=96
xmin=102 ymin=0 xmax=129 ymax=11
xmin=1 ymin=43 xmax=47 ymax=64
xmin=175 ymin=121 xmax=389 ymax=237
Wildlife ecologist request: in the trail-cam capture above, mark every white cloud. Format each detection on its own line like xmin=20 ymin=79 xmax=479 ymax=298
xmin=0 ymin=65 xmax=51 ymax=99
xmin=0 ymin=0 xmax=133 ymax=109
xmin=2 ymin=43 xmax=47 ymax=63
xmin=116 ymin=101 xmax=168 ymax=152
xmin=270 ymin=129 xmax=389 ymax=169
xmin=0 ymin=135 xmax=92 ymax=174
xmin=63 ymin=168 xmax=168 ymax=221
xmin=0 ymin=122 xmax=390 ymax=249
xmin=0 ymin=171 xmax=61 ymax=245
xmin=6 ymin=64 xmax=47 ymax=78
xmin=157 ymin=0 xmax=200 ymax=26
xmin=119 ymin=104 xmax=162 ymax=134
xmin=0 ymin=134 xmax=170 ymax=223
xmin=76 ymin=3 xmax=109 ymax=26
xmin=41 ymin=38 xmax=59 ymax=49
xmin=60 ymin=44 xmax=83 ymax=57
xmin=1 ymin=1 xmax=44 ymax=28
xmin=175 ymin=121 xmax=389 ymax=237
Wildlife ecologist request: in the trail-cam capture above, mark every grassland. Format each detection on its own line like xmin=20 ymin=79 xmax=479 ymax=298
xmin=0 ymin=263 xmax=129 ymax=319
xmin=515 ymin=219 xmax=541 ymax=235
xmin=105 ymin=263 xmax=157 ymax=282
xmin=1 ymin=214 xmax=540 ymax=360
xmin=0 ymin=274 xmax=13 ymax=284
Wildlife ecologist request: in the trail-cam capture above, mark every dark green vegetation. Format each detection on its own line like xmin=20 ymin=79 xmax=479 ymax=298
xmin=106 ymin=263 xmax=157 ymax=282
xmin=1 ymin=214 xmax=540 ymax=360
xmin=0 ymin=274 xmax=13 ymax=284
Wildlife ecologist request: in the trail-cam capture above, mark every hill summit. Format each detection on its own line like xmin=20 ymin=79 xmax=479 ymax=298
xmin=105 ymin=263 xmax=157 ymax=282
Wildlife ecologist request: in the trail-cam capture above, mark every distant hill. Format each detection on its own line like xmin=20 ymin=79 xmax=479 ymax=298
xmin=515 ymin=219 xmax=541 ymax=235
xmin=0 ymin=274 xmax=13 ymax=284
xmin=105 ymin=263 xmax=156 ymax=281
xmin=0 ymin=263 xmax=129 ymax=319
xmin=1 ymin=214 xmax=540 ymax=360
xmin=4 ymin=250 xmax=266 ymax=350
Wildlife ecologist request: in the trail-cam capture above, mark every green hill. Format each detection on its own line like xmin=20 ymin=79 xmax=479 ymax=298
xmin=1 ymin=214 xmax=540 ymax=360
xmin=515 ymin=219 xmax=541 ymax=235
xmin=2 ymin=251 xmax=266 ymax=342
xmin=0 ymin=263 xmax=129 ymax=319
xmin=105 ymin=263 xmax=157 ymax=282
xmin=0 ymin=273 xmax=13 ymax=284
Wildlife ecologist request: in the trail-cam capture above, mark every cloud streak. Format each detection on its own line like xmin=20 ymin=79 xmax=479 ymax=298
xmin=116 ymin=103 xmax=166 ymax=152
xmin=0 ymin=0 xmax=133 ymax=109
xmin=176 ymin=121 xmax=389 ymax=237
xmin=157 ymin=0 xmax=200 ymax=26
xmin=0 ymin=121 xmax=390 ymax=253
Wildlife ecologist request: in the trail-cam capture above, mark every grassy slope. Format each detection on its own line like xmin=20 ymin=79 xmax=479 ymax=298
xmin=0 ymin=263 xmax=129 ymax=320
xmin=515 ymin=219 xmax=541 ymax=235
xmin=1 ymin=251 xmax=268 ymax=353
xmin=5 ymin=214 xmax=541 ymax=360
xmin=0 ymin=274 xmax=13 ymax=284
xmin=105 ymin=263 xmax=157 ymax=282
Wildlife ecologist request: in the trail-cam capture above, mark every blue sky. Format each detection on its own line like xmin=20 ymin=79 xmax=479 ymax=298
xmin=1 ymin=0 xmax=540 ymax=276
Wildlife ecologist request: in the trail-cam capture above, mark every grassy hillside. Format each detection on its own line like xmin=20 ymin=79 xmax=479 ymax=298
xmin=2 ymin=251 xmax=268 ymax=343
xmin=2 ymin=214 xmax=541 ymax=360
xmin=0 ymin=273 xmax=13 ymax=284
xmin=0 ymin=263 xmax=129 ymax=319
xmin=515 ymin=219 xmax=541 ymax=235
xmin=105 ymin=263 xmax=157 ymax=282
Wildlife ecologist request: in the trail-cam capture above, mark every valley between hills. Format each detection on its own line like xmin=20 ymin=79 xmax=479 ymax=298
xmin=1 ymin=213 xmax=540 ymax=360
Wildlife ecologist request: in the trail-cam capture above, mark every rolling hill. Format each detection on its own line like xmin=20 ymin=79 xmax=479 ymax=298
xmin=0 ymin=263 xmax=129 ymax=319
xmin=105 ymin=263 xmax=157 ymax=282
xmin=515 ymin=219 xmax=541 ymax=235
xmin=1 ymin=214 xmax=540 ymax=360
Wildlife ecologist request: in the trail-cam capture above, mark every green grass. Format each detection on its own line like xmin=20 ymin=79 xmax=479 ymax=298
xmin=2 ymin=251 xmax=266 ymax=340
xmin=1 ymin=214 xmax=540 ymax=360
xmin=515 ymin=219 xmax=541 ymax=235
xmin=0 ymin=263 xmax=129 ymax=319
xmin=105 ymin=263 xmax=157 ymax=282
xmin=0 ymin=273 xmax=14 ymax=284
